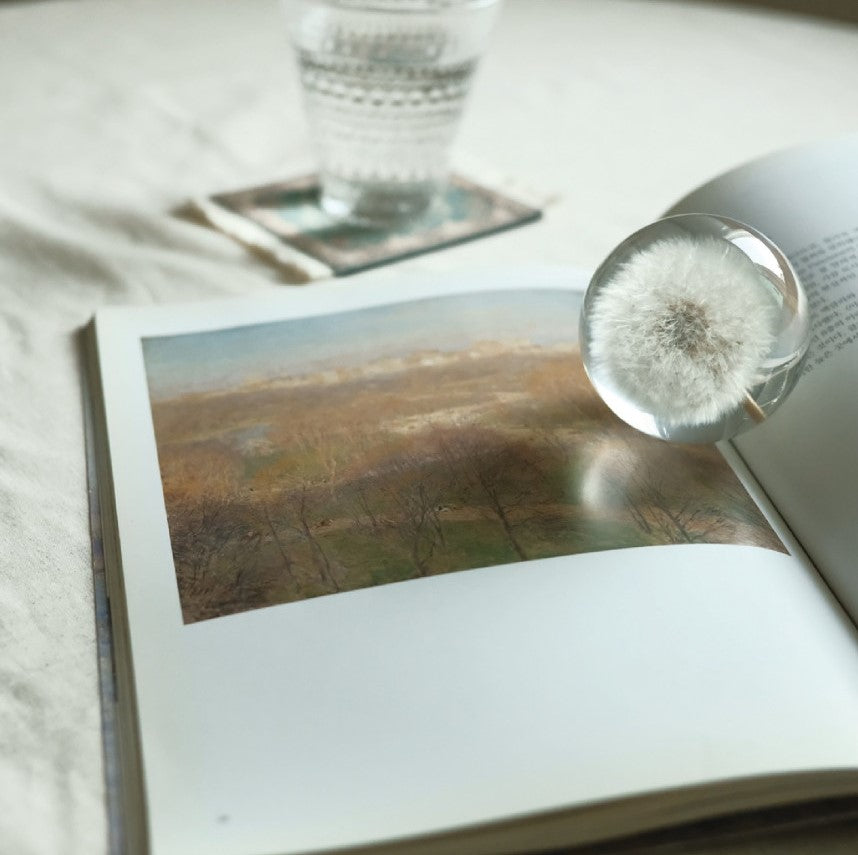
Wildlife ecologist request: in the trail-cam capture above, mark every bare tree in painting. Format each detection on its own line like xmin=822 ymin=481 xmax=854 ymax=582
xmin=248 ymin=432 xmax=343 ymax=593
xmin=254 ymin=492 xmax=300 ymax=587
xmin=351 ymin=481 xmax=383 ymax=534
xmin=379 ymin=453 xmax=448 ymax=578
xmin=433 ymin=427 xmax=544 ymax=562
xmin=627 ymin=480 xmax=724 ymax=544
xmin=603 ymin=436 xmax=734 ymax=545
xmin=288 ymin=480 xmax=341 ymax=592
xmin=168 ymin=494 xmax=238 ymax=585
xmin=169 ymin=491 xmax=274 ymax=622
xmin=346 ymin=448 xmax=448 ymax=579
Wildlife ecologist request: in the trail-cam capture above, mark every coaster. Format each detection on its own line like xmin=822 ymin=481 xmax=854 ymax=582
xmin=193 ymin=171 xmax=543 ymax=280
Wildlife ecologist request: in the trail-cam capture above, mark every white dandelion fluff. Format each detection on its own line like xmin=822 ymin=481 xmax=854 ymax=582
xmin=586 ymin=235 xmax=776 ymax=427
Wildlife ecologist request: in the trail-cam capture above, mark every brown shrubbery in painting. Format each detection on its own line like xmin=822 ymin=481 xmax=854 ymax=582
xmin=149 ymin=346 xmax=784 ymax=624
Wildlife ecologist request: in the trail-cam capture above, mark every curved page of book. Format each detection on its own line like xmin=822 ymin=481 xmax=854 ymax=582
xmin=90 ymin=268 xmax=858 ymax=855
xmin=669 ymin=134 xmax=858 ymax=624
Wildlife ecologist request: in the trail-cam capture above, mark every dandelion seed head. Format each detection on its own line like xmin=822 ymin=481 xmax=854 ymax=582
xmin=586 ymin=235 xmax=777 ymax=426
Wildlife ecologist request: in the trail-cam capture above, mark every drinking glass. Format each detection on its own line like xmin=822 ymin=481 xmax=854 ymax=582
xmin=284 ymin=0 xmax=502 ymax=225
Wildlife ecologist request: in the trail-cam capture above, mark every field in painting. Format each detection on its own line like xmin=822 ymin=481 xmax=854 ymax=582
xmin=143 ymin=292 xmax=784 ymax=624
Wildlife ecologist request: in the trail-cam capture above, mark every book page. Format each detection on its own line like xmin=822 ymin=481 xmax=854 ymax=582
xmin=667 ymin=134 xmax=858 ymax=622
xmin=92 ymin=270 xmax=858 ymax=855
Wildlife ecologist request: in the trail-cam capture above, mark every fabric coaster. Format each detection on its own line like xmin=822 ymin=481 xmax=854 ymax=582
xmin=193 ymin=169 xmax=544 ymax=280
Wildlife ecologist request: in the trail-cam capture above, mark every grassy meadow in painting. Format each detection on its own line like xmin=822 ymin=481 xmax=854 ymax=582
xmin=142 ymin=290 xmax=784 ymax=624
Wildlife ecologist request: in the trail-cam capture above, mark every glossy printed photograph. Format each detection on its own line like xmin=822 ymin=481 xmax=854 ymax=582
xmin=142 ymin=290 xmax=785 ymax=624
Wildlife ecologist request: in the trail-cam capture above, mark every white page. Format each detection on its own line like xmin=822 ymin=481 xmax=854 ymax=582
xmin=94 ymin=269 xmax=858 ymax=855
xmin=668 ymin=134 xmax=858 ymax=621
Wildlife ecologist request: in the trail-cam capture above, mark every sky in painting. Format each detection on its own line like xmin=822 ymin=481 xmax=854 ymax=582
xmin=142 ymin=289 xmax=581 ymax=400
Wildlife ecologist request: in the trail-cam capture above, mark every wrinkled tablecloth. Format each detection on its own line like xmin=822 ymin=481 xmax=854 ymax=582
xmin=3 ymin=1 xmax=858 ymax=853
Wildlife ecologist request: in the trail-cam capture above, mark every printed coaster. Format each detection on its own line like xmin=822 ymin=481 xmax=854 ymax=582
xmin=194 ymin=171 xmax=543 ymax=279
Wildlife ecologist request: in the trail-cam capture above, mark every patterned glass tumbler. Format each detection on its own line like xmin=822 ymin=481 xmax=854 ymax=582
xmin=284 ymin=0 xmax=502 ymax=225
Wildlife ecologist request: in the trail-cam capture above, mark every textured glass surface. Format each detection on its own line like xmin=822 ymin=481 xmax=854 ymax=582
xmin=580 ymin=214 xmax=810 ymax=443
xmin=286 ymin=0 xmax=500 ymax=223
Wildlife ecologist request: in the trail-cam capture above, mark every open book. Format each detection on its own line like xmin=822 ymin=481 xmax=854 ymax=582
xmin=85 ymin=135 xmax=858 ymax=855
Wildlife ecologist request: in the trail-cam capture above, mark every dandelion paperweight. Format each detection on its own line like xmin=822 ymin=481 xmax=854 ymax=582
xmin=579 ymin=213 xmax=810 ymax=443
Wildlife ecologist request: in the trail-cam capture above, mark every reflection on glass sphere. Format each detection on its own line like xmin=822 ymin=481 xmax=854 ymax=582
xmin=579 ymin=213 xmax=810 ymax=443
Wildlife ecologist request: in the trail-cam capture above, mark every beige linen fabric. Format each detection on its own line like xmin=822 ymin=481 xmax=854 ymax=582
xmin=2 ymin=2 xmax=858 ymax=854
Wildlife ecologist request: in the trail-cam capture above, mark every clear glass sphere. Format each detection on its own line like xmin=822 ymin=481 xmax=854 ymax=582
xmin=579 ymin=213 xmax=810 ymax=443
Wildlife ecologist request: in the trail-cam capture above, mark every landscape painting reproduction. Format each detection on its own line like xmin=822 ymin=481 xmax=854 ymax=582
xmin=142 ymin=290 xmax=785 ymax=624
